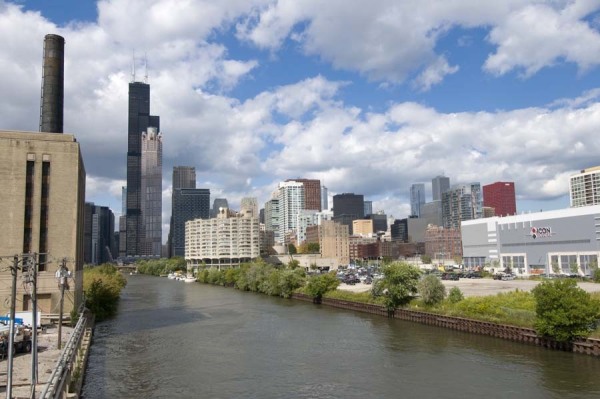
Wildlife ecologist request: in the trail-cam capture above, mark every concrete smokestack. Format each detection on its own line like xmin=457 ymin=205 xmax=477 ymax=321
xmin=39 ymin=34 xmax=65 ymax=133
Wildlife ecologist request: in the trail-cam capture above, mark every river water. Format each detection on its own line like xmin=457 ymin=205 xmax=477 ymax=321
xmin=81 ymin=275 xmax=600 ymax=399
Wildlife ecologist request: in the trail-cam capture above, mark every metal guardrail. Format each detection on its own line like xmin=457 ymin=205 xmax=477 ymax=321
xmin=39 ymin=311 xmax=87 ymax=399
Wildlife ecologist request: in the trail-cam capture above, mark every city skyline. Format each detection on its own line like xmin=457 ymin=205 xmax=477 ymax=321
xmin=2 ymin=1 xmax=600 ymax=243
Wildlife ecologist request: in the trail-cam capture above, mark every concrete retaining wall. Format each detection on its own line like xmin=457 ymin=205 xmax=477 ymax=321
xmin=292 ymin=293 xmax=600 ymax=356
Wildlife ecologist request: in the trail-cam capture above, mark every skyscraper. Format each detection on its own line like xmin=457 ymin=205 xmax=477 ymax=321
xmin=278 ymin=181 xmax=305 ymax=243
xmin=364 ymin=200 xmax=373 ymax=217
xmin=321 ymin=185 xmax=329 ymax=211
xmin=172 ymin=166 xmax=196 ymax=190
xmin=569 ymin=166 xmax=600 ymax=208
xmin=84 ymin=203 xmax=116 ymax=264
xmin=483 ymin=181 xmax=516 ymax=216
xmin=442 ymin=183 xmax=482 ymax=229
xmin=141 ymin=126 xmax=162 ymax=256
xmin=333 ymin=193 xmax=364 ymax=235
xmin=432 ymin=175 xmax=450 ymax=202
xmin=125 ymin=81 xmax=160 ymax=256
xmin=241 ymin=197 xmax=259 ymax=218
xmin=211 ymin=198 xmax=229 ymax=218
xmin=410 ymin=183 xmax=426 ymax=217
xmin=171 ymin=188 xmax=210 ymax=257
xmin=286 ymin=178 xmax=321 ymax=211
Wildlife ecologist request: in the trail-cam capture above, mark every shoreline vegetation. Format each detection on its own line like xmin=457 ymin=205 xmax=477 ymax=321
xmin=133 ymin=259 xmax=600 ymax=343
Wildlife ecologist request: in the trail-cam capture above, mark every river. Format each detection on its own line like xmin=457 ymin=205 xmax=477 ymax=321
xmin=81 ymin=275 xmax=600 ymax=398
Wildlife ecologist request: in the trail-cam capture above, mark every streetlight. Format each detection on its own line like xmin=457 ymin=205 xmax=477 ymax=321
xmin=55 ymin=259 xmax=70 ymax=350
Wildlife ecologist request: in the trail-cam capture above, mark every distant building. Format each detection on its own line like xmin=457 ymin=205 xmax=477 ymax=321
xmin=185 ymin=207 xmax=260 ymax=271
xmin=353 ymin=219 xmax=374 ymax=236
xmin=410 ymin=183 xmax=426 ymax=217
xmin=278 ymin=181 xmax=305 ymax=243
xmin=420 ymin=200 xmax=443 ymax=227
xmin=172 ymin=166 xmax=196 ymax=190
xmin=333 ymin=193 xmax=364 ymax=235
xmin=425 ymin=225 xmax=462 ymax=261
xmin=321 ymin=185 xmax=329 ymax=211
xmin=264 ymin=195 xmax=280 ymax=244
xmin=318 ymin=220 xmax=349 ymax=266
xmin=140 ymin=127 xmax=162 ymax=256
xmin=84 ymin=203 xmax=116 ymax=265
xmin=364 ymin=200 xmax=373 ymax=217
xmin=391 ymin=217 xmax=428 ymax=243
xmin=211 ymin=198 xmax=229 ymax=218
xmin=367 ymin=211 xmax=388 ymax=233
xmin=287 ymin=178 xmax=321 ymax=211
xmin=432 ymin=175 xmax=450 ymax=202
xmin=241 ymin=197 xmax=259 ymax=218
xmin=0 ymin=130 xmax=85 ymax=313
xmin=442 ymin=183 xmax=482 ymax=229
xmin=171 ymin=188 xmax=210 ymax=257
xmin=570 ymin=166 xmax=600 ymax=207
xmin=483 ymin=181 xmax=516 ymax=216
xmin=296 ymin=209 xmax=319 ymax=244
xmin=482 ymin=206 xmax=496 ymax=218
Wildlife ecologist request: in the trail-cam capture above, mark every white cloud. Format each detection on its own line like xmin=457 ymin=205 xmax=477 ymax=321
xmin=413 ymin=56 xmax=459 ymax=91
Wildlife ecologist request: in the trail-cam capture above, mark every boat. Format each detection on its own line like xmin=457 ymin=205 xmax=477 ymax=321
xmin=183 ymin=276 xmax=196 ymax=283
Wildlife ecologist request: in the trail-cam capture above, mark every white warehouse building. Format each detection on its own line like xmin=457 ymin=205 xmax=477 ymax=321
xmin=461 ymin=205 xmax=600 ymax=277
xmin=185 ymin=207 xmax=260 ymax=272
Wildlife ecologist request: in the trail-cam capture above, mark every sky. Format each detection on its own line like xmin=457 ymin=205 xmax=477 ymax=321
xmin=2 ymin=0 xmax=600 ymax=242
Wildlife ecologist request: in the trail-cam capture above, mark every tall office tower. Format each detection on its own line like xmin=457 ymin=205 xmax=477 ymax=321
xmin=432 ymin=175 xmax=450 ymax=201
xmin=119 ymin=186 xmax=127 ymax=257
xmin=140 ymin=127 xmax=163 ymax=256
xmin=364 ymin=200 xmax=373 ymax=217
xmin=277 ymin=181 xmax=305 ymax=243
xmin=367 ymin=211 xmax=388 ymax=233
xmin=241 ymin=197 xmax=259 ymax=218
xmin=173 ymin=166 xmax=196 ymax=189
xmin=171 ymin=188 xmax=210 ymax=257
xmin=125 ymin=80 xmax=160 ymax=256
xmin=410 ymin=183 xmax=426 ymax=217
xmin=442 ymin=183 xmax=482 ymax=229
xmin=211 ymin=198 xmax=229 ymax=218
xmin=483 ymin=181 xmax=516 ymax=216
xmin=321 ymin=185 xmax=329 ymax=211
xmin=264 ymin=195 xmax=280 ymax=244
xmin=84 ymin=203 xmax=116 ymax=265
xmin=333 ymin=193 xmax=364 ymax=235
xmin=286 ymin=178 xmax=321 ymax=211
xmin=259 ymin=208 xmax=265 ymax=224
xmin=570 ymin=166 xmax=600 ymax=207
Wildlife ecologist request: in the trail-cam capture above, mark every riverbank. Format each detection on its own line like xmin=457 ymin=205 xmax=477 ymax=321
xmin=0 ymin=325 xmax=73 ymax=398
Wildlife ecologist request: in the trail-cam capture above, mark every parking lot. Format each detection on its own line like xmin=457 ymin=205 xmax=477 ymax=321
xmin=338 ymin=278 xmax=600 ymax=297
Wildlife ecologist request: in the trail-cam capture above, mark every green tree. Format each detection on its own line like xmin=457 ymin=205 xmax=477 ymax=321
xmin=570 ymin=262 xmax=579 ymax=275
xmin=288 ymin=243 xmax=297 ymax=254
xmin=532 ymin=279 xmax=600 ymax=342
xmin=551 ymin=260 xmax=560 ymax=275
xmin=373 ymin=262 xmax=421 ymax=315
xmin=590 ymin=259 xmax=600 ymax=282
xmin=447 ymin=287 xmax=464 ymax=304
xmin=307 ymin=243 xmax=320 ymax=254
xmin=83 ymin=264 xmax=127 ymax=321
xmin=420 ymin=254 xmax=432 ymax=264
xmin=417 ymin=275 xmax=446 ymax=306
xmin=305 ymin=272 xmax=340 ymax=303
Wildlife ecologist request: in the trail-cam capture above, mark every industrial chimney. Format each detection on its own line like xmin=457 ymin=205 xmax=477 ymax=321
xmin=39 ymin=34 xmax=65 ymax=133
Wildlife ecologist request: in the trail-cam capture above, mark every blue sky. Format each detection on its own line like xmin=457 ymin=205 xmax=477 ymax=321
xmin=2 ymin=0 xmax=600 ymax=239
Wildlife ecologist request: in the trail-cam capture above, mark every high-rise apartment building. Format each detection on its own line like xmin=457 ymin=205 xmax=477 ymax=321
xmin=570 ymin=166 xmax=600 ymax=207
xmin=482 ymin=182 xmax=516 ymax=216
xmin=286 ymin=178 xmax=321 ymax=211
xmin=185 ymin=208 xmax=260 ymax=271
xmin=432 ymin=175 xmax=450 ymax=202
xmin=278 ymin=181 xmax=305 ymax=243
xmin=171 ymin=188 xmax=210 ymax=257
xmin=264 ymin=196 xmax=280 ymax=244
xmin=125 ymin=81 xmax=160 ymax=256
xmin=333 ymin=193 xmax=364 ymax=235
xmin=84 ymin=203 xmax=116 ymax=265
xmin=410 ymin=183 xmax=426 ymax=217
xmin=141 ymin=127 xmax=162 ymax=256
xmin=442 ymin=183 xmax=482 ymax=229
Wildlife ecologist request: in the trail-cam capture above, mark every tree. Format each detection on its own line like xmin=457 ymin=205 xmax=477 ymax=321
xmin=570 ymin=262 xmax=579 ymax=275
xmin=307 ymin=242 xmax=320 ymax=254
xmin=532 ymin=279 xmax=600 ymax=342
xmin=420 ymin=254 xmax=432 ymax=265
xmin=590 ymin=259 xmax=600 ymax=282
xmin=417 ymin=275 xmax=446 ymax=306
xmin=305 ymin=272 xmax=340 ymax=303
xmin=373 ymin=262 xmax=421 ymax=315
xmin=551 ymin=260 xmax=560 ymax=275
xmin=288 ymin=243 xmax=297 ymax=254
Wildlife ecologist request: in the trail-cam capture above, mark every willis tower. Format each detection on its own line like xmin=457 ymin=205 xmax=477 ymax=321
xmin=125 ymin=79 xmax=160 ymax=256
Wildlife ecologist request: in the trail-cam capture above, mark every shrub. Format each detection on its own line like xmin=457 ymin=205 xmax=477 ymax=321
xmin=374 ymin=262 xmax=421 ymax=314
xmin=305 ymin=272 xmax=340 ymax=303
xmin=417 ymin=275 xmax=446 ymax=306
xmin=532 ymin=279 xmax=600 ymax=342
xmin=447 ymin=287 xmax=464 ymax=303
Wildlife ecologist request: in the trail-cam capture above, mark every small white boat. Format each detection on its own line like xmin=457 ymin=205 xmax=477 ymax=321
xmin=183 ymin=276 xmax=196 ymax=283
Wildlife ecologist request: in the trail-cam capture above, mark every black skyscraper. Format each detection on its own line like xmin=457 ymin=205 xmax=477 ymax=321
xmin=171 ymin=188 xmax=210 ymax=257
xmin=332 ymin=193 xmax=364 ymax=235
xmin=126 ymin=82 xmax=160 ymax=256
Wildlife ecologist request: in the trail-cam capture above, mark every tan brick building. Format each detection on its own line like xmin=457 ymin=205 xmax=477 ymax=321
xmin=0 ymin=130 xmax=85 ymax=314
xmin=319 ymin=220 xmax=349 ymax=266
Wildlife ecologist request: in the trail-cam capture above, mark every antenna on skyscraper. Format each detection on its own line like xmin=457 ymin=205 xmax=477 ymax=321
xmin=131 ymin=50 xmax=136 ymax=82
xmin=144 ymin=52 xmax=148 ymax=83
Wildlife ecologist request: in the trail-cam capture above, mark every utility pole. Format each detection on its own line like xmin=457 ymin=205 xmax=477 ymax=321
xmin=27 ymin=253 xmax=39 ymax=399
xmin=57 ymin=258 xmax=68 ymax=350
xmin=6 ymin=255 xmax=18 ymax=399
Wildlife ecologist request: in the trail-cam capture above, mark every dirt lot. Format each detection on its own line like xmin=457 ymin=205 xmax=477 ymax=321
xmin=339 ymin=278 xmax=600 ymax=297
xmin=0 ymin=325 xmax=72 ymax=398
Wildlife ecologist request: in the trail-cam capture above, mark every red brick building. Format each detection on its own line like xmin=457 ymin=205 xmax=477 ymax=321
xmin=286 ymin=178 xmax=322 ymax=211
xmin=483 ymin=182 xmax=516 ymax=217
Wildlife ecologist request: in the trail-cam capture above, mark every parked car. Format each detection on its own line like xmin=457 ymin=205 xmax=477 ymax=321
xmin=441 ymin=273 xmax=459 ymax=281
xmin=501 ymin=274 xmax=515 ymax=281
